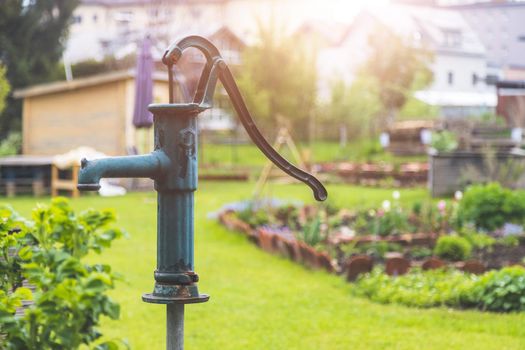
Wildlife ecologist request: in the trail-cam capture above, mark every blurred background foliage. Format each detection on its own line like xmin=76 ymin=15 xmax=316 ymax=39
xmin=0 ymin=0 xmax=79 ymax=138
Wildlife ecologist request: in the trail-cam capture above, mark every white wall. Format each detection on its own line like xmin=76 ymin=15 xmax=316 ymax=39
xmin=430 ymin=52 xmax=489 ymax=93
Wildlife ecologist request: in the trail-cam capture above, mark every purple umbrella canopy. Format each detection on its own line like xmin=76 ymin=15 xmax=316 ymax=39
xmin=132 ymin=36 xmax=154 ymax=128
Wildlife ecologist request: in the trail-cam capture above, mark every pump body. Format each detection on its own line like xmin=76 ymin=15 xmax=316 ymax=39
xmin=79 ymin=104 xmax=209 ymax=304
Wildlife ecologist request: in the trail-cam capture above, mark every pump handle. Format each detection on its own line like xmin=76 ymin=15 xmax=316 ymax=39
xmin=163 ymin=36 xmax=327 ymax=201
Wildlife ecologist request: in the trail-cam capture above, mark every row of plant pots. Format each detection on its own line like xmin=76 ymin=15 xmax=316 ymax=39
xmin=328 ymin=231 xmax=438 ymax=246
xmin=344 ymin=254 xmax=486 ymax=281
xmin=198 ymin=173 xmax=250 ymax=181
xmin=315 ymin=162 xmax=428 ymax=186
xmin=219 ymin=210 xmax=334 ymax=272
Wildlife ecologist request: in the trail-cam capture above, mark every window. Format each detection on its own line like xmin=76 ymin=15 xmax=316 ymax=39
xmin=93 ymin=14 xmax=98 ymax=22
xmin=518 ymin=35 xmax=525 ymax=42
xmin=472 ymin=73 xmax=477 ymax=86
xmin=443 ymin=29 xmax=462 ymax=48
xmin=72 ymin=15 xmax=82 ymax=24
xmin=448 ymin=71 xmax=454 ymax=86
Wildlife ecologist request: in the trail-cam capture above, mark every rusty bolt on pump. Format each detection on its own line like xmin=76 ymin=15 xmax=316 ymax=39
xmin=77 ymin=36 xmax=327 ymax=350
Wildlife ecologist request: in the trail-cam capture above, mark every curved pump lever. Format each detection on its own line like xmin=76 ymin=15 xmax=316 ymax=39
xmin=163 ymin=36 xmax=327 ymax=201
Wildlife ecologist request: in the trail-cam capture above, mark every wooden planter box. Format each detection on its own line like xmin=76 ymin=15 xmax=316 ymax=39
xmin=429 ymin=150 xmax=525 ymax=197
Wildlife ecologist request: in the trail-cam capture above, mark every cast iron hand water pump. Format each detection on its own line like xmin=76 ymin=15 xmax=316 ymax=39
xmin=77 ymin=36 xmax=327 ymax=349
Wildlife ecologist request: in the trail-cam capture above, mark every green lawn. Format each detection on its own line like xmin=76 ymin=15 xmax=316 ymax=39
xmin=6 ymin=182 xmax=525 ymax=349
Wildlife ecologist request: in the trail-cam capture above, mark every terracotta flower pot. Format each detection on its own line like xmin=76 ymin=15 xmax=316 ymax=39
xmin=344 ymin=255 xmax=373 ymax=282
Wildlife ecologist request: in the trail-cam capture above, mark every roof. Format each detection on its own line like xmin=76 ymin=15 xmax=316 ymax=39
xmin=415 ymin=90 xmax=497 ymax=106
xmin=81 ymin=0 xmax=226 ymax=7
xmin=346 ymin=4 xmax=486 ymax=56
xmin=171 ymin=24 xmax=247 ymax=48
xmin=445 ymin=1 xmax=525 ymax=9
xmin=451 ymin=3 xmax=525 ymax=69
xmin=295 ymin=20 xmax=352 ymax=48
xmin=13 ymin=70 xmax=169 ymax=99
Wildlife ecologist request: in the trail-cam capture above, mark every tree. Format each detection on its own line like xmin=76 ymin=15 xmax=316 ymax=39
xmin=361 ymin=24 xmax=433 ymax=126
xmin=236 ymin=22 xmax=317 ymax=141
xmin=0 ymin=64 xmax=10 ymax=114
xmin=0 ymin=0 xmax=78 ymax=137
xmin=0 ymin=64 xmax=22 ymax=156
xmin=323 ymin=77 xmax=382 ymax=141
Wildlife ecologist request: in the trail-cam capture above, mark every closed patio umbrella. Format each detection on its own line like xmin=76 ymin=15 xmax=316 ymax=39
xmin=132 ymin=36 xmax=154 ymax=129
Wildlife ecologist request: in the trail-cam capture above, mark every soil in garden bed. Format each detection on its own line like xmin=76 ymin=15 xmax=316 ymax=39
xmin=473 ymin=243 xmax=525 ymax=269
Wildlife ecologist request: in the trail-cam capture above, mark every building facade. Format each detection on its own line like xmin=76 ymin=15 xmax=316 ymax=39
xmin=13 ymin=71 xmax=171 ymax=156
xmin=313 ymin=4 xmax=496 ymax=118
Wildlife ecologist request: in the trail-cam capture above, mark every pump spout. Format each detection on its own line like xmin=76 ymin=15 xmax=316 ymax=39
xmin=77 ymin=151 xmax=169 ymax=191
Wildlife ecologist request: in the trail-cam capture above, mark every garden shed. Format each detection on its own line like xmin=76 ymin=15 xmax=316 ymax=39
xmin=14 ymin=70 xmax=172 ymax=156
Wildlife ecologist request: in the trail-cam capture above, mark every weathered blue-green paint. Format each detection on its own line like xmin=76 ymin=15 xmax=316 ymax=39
xmin=77 ymin=151 xmax=169 ymax=191
xmin=78 ymin=104 xmax=209 ymax=305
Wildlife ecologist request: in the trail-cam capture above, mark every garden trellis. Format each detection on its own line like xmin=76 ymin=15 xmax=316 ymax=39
xmin=77 ymin=36 xmax=327 ymax=350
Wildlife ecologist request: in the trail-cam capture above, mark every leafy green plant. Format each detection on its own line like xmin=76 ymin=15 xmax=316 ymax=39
xmin=0 ymin=198 xmax=127 ymax=349
xmin=299 ymin=216 xmax=323 ymax=246
xmin=460 ymin=146 xmax=525 ymax=188
xmin=477 ymin=112 xmax=507 ymax=126
xmin=461 ymin=266 xmax=525 ymax=312
xmin=0 ymin=132 xmax=21 ymax=156
xmin=460 ymin=230 xmax=496 ymax=250
xmin=353 ymin=266 xmax=525 ymax=312
xmin=497 ymin=234 xmax=521 ymax=247
xmin=434 ymin=235 xmax=472 ymax=261
xmin=430 ymin=130 xmax=458 ymax=153
xmin=352 ymin=268 xmax=476 ymax=308
xmin=274 ymin=205 xmax=299 ymax=228
xmin=370 ymin=209 xmax=411 ymax=237
xmin=410 ymin=200 xmax=456 ymax=234
xmin=409 ymin=246 xmax=433 ymax=260
xmin=0 ymin=64 xmax=10 ymax=115
xmin=458 ymin=183 xmax=525 ymax=231
xmin=237 ymin=207 xmax=270 ymax=228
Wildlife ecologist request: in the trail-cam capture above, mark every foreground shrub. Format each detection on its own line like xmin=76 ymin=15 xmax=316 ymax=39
xmin=0 ymin=198 xmax=127 ymax=349
xmin=352 ymin=268 xmax=476 ymax=308
xmin=461 ymin=266 xmax=525 ymax=312
xmin=459 ymin=183 xmax=525 ymax=231
xmin=434 ymin=235 xmax=472 ymax=261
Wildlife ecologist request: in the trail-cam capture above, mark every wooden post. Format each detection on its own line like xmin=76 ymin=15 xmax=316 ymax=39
xmin=51 ymin=164 xmax=80 ymax=198
xmin=51 ymin=164 xmax=58 ymax=197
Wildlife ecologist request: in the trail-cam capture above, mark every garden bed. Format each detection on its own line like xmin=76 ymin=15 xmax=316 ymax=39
xmin=218 ymin=208 xmax=520 ymax=278
xmin=218 ymin=183 xmax=525 ymax=312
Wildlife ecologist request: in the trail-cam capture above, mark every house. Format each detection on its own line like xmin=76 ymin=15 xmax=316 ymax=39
xmin=13 ymin=70 xmax=174 ymax=156
xmin=449 ymin=1 xmax=525 ymax=80
xmin=65 ymin=0 xmax=227 ymax=63
xmin=312 ymin=3 xmax=496 ymax=118
xmin=64 ymin=0 xmax=274 ymax=64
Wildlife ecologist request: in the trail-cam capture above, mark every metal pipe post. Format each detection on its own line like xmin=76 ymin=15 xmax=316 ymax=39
xmin=167 ymin=304 xmax=184 ymax=350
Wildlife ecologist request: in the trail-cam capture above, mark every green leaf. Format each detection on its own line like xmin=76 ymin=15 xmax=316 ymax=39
xmin=18 ymin=245 xmax=33 ymax=260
